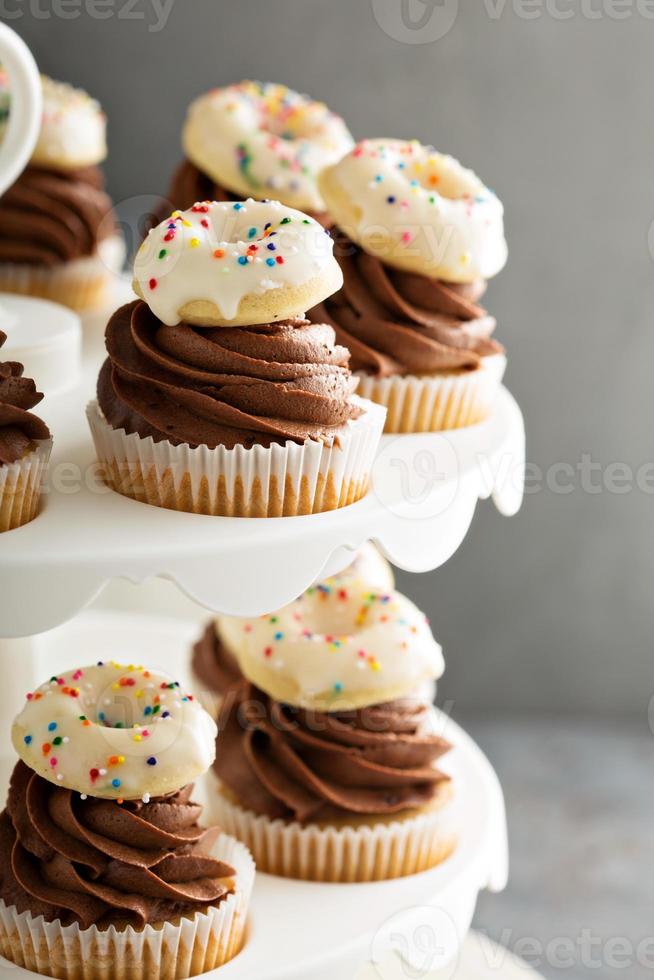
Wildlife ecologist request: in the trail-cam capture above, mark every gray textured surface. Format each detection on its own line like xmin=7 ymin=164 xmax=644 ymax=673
xmin=467 ymin=713 xmax=653 ymax=980
xmin=9 ymin=3 xmax=654 ymax=713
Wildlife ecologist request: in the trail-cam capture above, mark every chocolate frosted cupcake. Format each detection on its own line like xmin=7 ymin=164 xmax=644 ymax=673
xmin=311 ymin=237 xmax=506 ymax=431
xmin=314 ymin=139 xmax=508 ymax=431
xmin=0 ymin=331 xmax=52 ymax=532
xmin=0 ymin=76 xmax=123 ymax=310
xmin=88 ymin=200 xmax=385 ymax=516
xmin=213 ymin=684 xmax=453 ymax=882
xmin=168 ymin=81 xmax=353 ymax=225
xmin=0 ymin=662 xmax=254 ymax=980
xmin=207 ymin=577 xmax=455 ymax=882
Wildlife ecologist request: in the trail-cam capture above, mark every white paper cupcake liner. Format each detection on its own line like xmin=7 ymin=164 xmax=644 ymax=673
xmin=0 ymin=833 xmax=254 ymax=980
xmin=0 ymin=234 xmax=125 ymax=312
xmin=356 ymin=354 xmax=507 ymax=433
xmin=86 ymin=395 xmax=386 ymax=517
xmin=0 ymin=440 xmax=52 ymax=533
xmin=208 ymin=776 xmax=457 ymax=883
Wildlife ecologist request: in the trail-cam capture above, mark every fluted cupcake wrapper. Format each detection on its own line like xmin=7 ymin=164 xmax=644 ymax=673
xmin=0 ymin=439 xmax=52 ymax=533
xmin=0 ymin=833 xmax=254 ymax=980
xmin=356 ymin=354 xmax=507 ymax=433
xmin=0 ymin=235 xmax=125 ymax=312
xmin=87 ymin=396 xmax=386 ymax=517
xmin=208 ymin=777 xmax=457 ymax=883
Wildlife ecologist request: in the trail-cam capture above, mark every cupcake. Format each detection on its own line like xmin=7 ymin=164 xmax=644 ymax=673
xmin=168 ymin=81 xmax=353 ymax=226
xmin=0 ymin=330 xmax=52 ymax=532
xmin=0 ymin=75 xmax=123 ymax=310
xmin=208 ymin=577 xmax=456 ymax=882
xmin=192 ymin=543 xmax=395 ymax=715
xmin=309 ymin=139 xmax=508 ymax=432
xmin=87 ymin=199 xmax=386 ymax=516
xmin=0 ymin=662 xmax=254 ymax=980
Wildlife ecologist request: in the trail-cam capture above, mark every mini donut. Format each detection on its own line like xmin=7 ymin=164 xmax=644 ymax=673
xmin=182 ymin=81 xmax=354 ymax=214
xmin=133 ymin=199 xmax=343 ymax=327
xmin=12 ymin=663 xmax=217 ymax=802
xmin=218 ymin=577 xmax=444 ymax=711
xmin=320 ymin=138 xmax=507 ymax=284
xmin=28 ymin=75 xmax=106 ymax=171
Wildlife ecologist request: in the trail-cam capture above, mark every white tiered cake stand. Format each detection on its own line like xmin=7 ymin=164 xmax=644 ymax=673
xmin=0 ymin=27 xmax=530 ymax=967
xmin=0 ymin=271 xmax=529 ymax=977
xmin=0 ymin=276 xmax=531 ymax=977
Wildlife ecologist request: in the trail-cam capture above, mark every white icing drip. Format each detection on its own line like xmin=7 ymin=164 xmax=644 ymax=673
xmin=134 ymin=199 xmax=340 ymax=326
xmin=324 ymin=138 xmax=507 ymax=283
xmin=12 ymin=663 xmax=217 ymax=801
xmin=182 ymin=81 xmax=354 ymax=212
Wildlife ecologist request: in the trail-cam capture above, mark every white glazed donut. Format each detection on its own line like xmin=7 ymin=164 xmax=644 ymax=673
xmin=182 ymin=81 xmax=354 ymax=214
xmin=34 ymin=76 xmax=107 ymax=169
xmin=1 ymin=75 xmax=107 ymax=170
xmin=133 ymin=198 xmax=343 ymax=327
xmin=319 ymin=138 xmax=508 ymax=283
xmin=11 ymin=663 xmax=217 ymax=802
xmin=218 ymin=577 xmax=443 ymax=711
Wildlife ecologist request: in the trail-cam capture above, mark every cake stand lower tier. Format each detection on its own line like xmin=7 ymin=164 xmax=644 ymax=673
xmin=0 ymin=610 xmax=511 ymax=979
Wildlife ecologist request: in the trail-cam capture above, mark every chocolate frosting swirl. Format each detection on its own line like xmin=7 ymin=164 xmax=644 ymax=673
xmin=214 ymin=681 xmax=451 ymax=823
xmin=309 ymin=236 xmax=503 ymax=377
xmin=0 ymin=166 xmax=114 ymax=267
xmin=167 ymin=160 xmax=332 ymax=228
xmin=193 ymin=624 xmax=242 ymax=695
xmin=0 ymin=331 xmax=51 ymax=466
xmin=98 ymin=300 xmax=360 ymax=450
xmin=0 ymin=761 xmax=235 ymax=929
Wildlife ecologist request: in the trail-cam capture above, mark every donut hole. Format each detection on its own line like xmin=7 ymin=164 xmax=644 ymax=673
xmin=89 ymin=679 xmax=173 ymax=731
xmin=86 ymin=691 xmax=143 ymax=728
xmin=416 ymin=157 xmax=480 ymax=201
xmin=261 ymin=108 xmax=318 ymax=143
xmin=306 ymin=607 xmax=358 ymax=639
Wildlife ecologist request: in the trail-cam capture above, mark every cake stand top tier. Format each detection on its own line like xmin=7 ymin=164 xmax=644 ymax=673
xmin=0 ymin=282 xmax=524 ymax=637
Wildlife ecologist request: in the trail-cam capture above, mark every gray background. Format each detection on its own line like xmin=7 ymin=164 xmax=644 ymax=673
xmin=9 ymin=6 xmax=654 ymax=977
